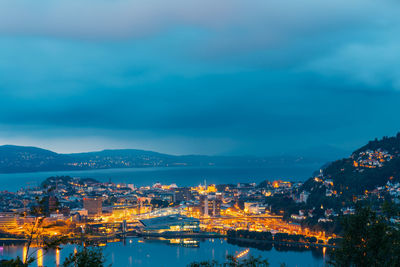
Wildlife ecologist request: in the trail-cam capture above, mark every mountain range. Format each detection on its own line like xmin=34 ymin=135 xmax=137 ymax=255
xmin=0 ymin=145 xmax=329 ymax=174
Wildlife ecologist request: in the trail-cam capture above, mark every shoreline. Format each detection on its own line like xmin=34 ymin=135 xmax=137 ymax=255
xmin=0 ymin=234 xmax=335 ymax=249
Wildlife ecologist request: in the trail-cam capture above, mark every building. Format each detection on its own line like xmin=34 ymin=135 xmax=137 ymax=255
xmin=272 ymin=180 xmax=292 ymax=189
xmin=43 ymin=196 xmax=58 ymax=215
xmin=174 ymin=188 xmax=192 ymax=202
xmin=299 ymin=191 xmax=310 ymax=203
xmin=291 ymin=214 xmax=306 ymax=220
xmin=83 ymin=197 xmax=102 ymax=216
xmin=244 ymin=202 xmax=265 ymax=214
xmin=139 ymin=215 xmax=200 ymax=233
xmin=200 ymin=194 xmax=221 ymax=216
xmin=112 ymin=204 xmax=137 ymax=217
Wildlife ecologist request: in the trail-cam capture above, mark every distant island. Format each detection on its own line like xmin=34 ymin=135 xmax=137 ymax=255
xmin=0 ymin=145 xmax=325 ymax=174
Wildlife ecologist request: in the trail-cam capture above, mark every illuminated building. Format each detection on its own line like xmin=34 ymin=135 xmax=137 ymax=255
xmin=174 ymin=188 xmax=192 ymax=202
xmin=200 ymin=195 xmax=221 ymax=217
xmin=83 ymin=197 xmax=103 ymax=216
xmin=206 ymin=184 xmax=217 ymax=193
xmin=272 ymin=180 xmax=292 ymax=189
xmin=111 ymin=204 xmax=137 ymax=217
xmin=244 ymin=202 xmax=265 ymax=214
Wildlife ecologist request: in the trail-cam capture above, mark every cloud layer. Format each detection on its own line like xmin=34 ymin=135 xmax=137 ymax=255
xmin=0 ymin=0 xmax=400 ymax=155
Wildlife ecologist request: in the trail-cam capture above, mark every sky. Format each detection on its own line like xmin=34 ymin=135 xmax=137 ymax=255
xmin=0 ymin=0 xmax=400 ymax=157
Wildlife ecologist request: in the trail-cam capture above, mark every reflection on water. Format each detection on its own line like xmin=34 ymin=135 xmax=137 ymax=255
xmin=143 ymin=237 xmax=200 ymax=248
xmin=0 ymin=238 xmax=326 ymax=267
xmin=22 ymin=246 xmax=27 ymax=264
xmin=37 ymin=248 xmax=43 ymax=267
xmin=56 ymin=248 xmax=60 ymax=266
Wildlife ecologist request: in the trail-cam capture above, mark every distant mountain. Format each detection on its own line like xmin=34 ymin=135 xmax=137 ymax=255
xmin=0 ymin=145 xmax=324 ymax=174
xmin=0 ymin=145 xmax=78 ymax=173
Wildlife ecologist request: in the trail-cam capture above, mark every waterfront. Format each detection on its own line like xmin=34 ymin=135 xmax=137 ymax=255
xmin=0 ymin=165 xmax=319 ymax=192
xmin=0 ymin=165 xmax=331 ymax=266
xmin=0 ymin=238 xmax=326 ymax=267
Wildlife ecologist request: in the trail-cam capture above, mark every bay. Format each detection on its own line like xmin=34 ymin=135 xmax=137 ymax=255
xmin=0 ymin=165 xmax=319 ymax=192
xmin=0 ymin=238 xmax=326 ymax=267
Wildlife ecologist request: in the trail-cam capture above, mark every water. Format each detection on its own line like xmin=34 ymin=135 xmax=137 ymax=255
xmin=0 ymin=165 xmax=319 ymax=192
xmin=0 ymin=166 xmax=324 ymax=266
xmin=0 ymin=238 xmax=326 ymax=267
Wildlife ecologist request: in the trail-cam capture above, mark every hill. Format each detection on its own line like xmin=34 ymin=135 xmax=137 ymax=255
xmin=301 ymin=133 xmax=400 ymax=208
xmin=0 ymin=145 xmax=78 ymax=173
xmin=0 ymin=145 xmax=322 ymax=174
xmin=261 ymin=133 xmax=400 ymax=233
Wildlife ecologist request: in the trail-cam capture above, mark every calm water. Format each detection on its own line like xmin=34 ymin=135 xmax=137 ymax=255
xmin=0 ymin=165 xmax=319 ymax=192
xmin=0 ymin=238 xmax=326 ymax=267
xmin=0 ymin=166 xmax=324 ymax=266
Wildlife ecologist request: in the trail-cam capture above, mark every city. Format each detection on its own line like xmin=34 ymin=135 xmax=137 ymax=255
xmin=1 ymin=0 xmax=400 ymax=265
xmin=0 ymin=175 xmax=339 ymax=247
xmin=2 ymin=138 xmax=400 ymax=265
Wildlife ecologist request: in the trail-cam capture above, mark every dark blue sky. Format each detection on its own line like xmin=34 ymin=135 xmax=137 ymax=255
xmin=0 ymin=0 xmax=399 ymax=156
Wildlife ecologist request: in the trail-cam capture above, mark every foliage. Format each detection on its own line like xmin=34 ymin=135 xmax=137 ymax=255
xmin=0 ymin=256 xmax=34 ymax=267
xmin=299 ymin=133 xmax=400 ymax=208
xmin=265 ymin=133 xmax=400 ymax=234
xmin=188 ymin=254 xmax=269 ymax=267
xmin=353 ymin=133 xmax=400 ymax=155
xmin=62 ymin=246 xmax=108 ymax=267
xmin=329 ymin=206 xmax=400 ymax=267
xmin=20 ymin=194 xmax=67 ymax=265
xmin=2 ymin=192 xmax=66 ymax=266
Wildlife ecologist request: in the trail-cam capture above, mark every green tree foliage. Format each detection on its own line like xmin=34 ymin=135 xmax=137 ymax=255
xmin=329 ymin=206 xmax=400 ymax=267
xmin=0 ymin=256 xmax=34 ymax=267
xmin=1 ymin=192 xmax=66 ymax=266
xmin=62 ymin=246 xmax=108 ymax=267
xmin=299 ymin=133 xmax=400 ymax=211
xmin=188 ymin=254 xmax=269 ymax=267
xmin=382 ymin=200 xmax=400 ymax=218
xmin=20 ymin=193 xmax=67 ymax=265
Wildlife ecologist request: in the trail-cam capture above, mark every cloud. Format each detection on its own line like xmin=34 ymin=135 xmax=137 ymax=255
xmin=0 ymin=0 xmax=390 ymax=41
xmin=0 ymin=0 xmax=400 ymax=155
xmin=306 ymin=38 xmax=400 ymax=91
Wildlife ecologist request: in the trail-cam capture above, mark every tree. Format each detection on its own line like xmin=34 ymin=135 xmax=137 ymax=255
xmin=1 ymin=193 xmax=66 ymax=266
xmin=22 ymin=195 xmax=66 ymax=265
xmin=188 ymin=260 xmax=219 ymax=267
xmin=238 ymin=255 xmax=269 ymax=267
xmin=188 ymin=254 xmax=269 ymax=267
xmin=0 ymin=256 xmax=34 ymax=267
xmin=329 ymin=206 xmax=400 ymax=267
xmin=62 ymin=246 xmax=108 ymax=267
xmin=382 ymin=200 xmax=399 ymax=218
